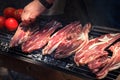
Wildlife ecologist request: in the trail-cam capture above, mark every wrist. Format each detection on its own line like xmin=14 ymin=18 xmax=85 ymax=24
xmin=39 ymin=0 xmax=54 ymax=9
xmin=46 ymin=0 xmax=55 ymax=4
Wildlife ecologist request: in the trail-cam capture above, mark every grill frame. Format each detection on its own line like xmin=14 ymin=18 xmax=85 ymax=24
xmin=0 ymin=20 xmax=120 ymax=80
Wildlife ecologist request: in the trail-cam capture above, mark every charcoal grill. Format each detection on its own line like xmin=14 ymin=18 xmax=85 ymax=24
xmin=0 ymin=17 xmax=120 ymax=80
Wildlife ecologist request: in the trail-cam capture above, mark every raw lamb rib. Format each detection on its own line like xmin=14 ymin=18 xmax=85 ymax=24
xmin=9 ymin=21 xmax=41 ymax=48
xmin=22 ymin=21 xmax=62 ymax=53
xmin=9 ymin=23 xmax=31 ymax=47
xmin=42 ymin=21 xmax=81 ymax=55
xmin=74 ymin=33 xmax=120 ymax=66
xmin=96 ymin=41 xmax=120 ymax=79
xmin=88 ymin=53 xmax=109 ymax=73
xmin=54 ymin=23 xmax=91 ymax=59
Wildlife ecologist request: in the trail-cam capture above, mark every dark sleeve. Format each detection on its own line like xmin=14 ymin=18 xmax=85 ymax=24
xmin=39 ymin=0 xmax=53 ymax=9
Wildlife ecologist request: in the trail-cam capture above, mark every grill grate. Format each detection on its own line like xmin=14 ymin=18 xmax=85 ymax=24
xmin=0 ymin=24 xmax=120 ymax=80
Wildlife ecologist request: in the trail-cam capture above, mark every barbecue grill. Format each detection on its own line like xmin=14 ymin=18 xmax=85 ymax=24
xmin=0 ymin=0 xmax=120 ymax=79
xmin=0 ymin=16 xmax=120 ymax=80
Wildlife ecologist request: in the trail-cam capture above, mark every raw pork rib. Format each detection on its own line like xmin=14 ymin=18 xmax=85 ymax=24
xmin=54 ymin=23 xmax=91 ymax=59
xmin=74 ymin=33 xmax=120 ymax=66
xmin=96 ymin=41 xmax=120 ymax=79
xmin=9 ymin=23 xmax=31 ymax=47
xmin=42 ymin=21 xmax=81 ymax=55
xmin=22 ymin=21 xmax=62 ymax=53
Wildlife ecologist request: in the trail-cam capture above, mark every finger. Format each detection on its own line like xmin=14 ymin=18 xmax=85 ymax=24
xmin=21 ymin=11 xmax=31 ymax=22
xmin=29 ymin=17 xmax=35 ymax=23
xmin=22 ymin=19 xmax=32 ymax=26
xmin=21 ymin=10 xmax=26 ymax=21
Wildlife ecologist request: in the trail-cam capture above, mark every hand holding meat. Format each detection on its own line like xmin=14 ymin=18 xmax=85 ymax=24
xmin=21 ymin=0 xmax=46 ymax=25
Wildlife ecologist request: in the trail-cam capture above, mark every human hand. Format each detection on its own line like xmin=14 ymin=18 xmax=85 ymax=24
xmin=21 ymin=0 xmax=46 ymax=25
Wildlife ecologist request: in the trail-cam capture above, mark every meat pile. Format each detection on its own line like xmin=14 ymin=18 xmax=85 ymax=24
xmin=9 ymin=20 xmax=120 ymax=79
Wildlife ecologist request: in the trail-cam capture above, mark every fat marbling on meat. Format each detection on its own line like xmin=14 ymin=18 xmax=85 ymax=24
xmin=9 ymin=23 xmax=31 ymax=47
xmin=96 ymin=41 xmax=120 ymax=79
xmin=54 ymin=23 xmax=91 ymax=59
xmin=22 ymin=20 xmax=62 ymax=53
xmin=42 ymin=21 xmax=81 ymax=55
xmin=74 ymin=33 xmax=120 ymax=66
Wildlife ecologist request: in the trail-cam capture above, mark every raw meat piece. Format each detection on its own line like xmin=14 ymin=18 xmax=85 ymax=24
xmin=109 ymin=42 xmax=120 ymax=71
xmin=54 ymin=23 xmax=91 ymax=59
xmin=96 ymin=41 xmax=120 ymax=79
xmin=9 ymin=23 xmax=31 ymax=47
xmin=88 ymin=53 xmax=109 ymax=73
xmin=22 ymin=21 xmax=62 ymax=53
xmin=42 ymin=21 xmax=81 ymax=55
xmin=9 ymin=21 xmax=41 ymax=47
xmin=74 ymin=33 xmax=120 ymax=66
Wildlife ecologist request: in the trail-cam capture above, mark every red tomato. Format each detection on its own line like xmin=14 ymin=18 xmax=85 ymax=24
xmin=5 ymin=18 xmax=18 ymax=31
xmin=14 ymin=9 xmax=23 ymax=21
xmin=0 ymin=16 xmax=6 ymax=29
xmin=3 ymin=7 xmax=16 ymax=18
